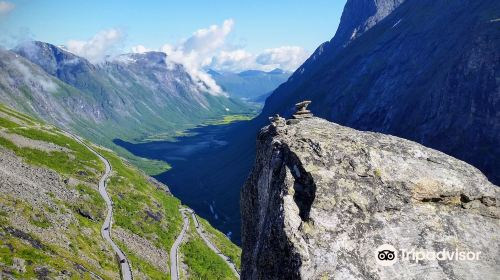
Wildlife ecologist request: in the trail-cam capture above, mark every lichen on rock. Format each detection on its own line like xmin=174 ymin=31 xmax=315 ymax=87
xmin=241 ymin=117 xmax=500 ymax=280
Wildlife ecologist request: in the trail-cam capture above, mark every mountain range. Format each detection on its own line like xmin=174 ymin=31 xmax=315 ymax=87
xmin=1 ymin=41 xmax=254 ymax=172
xmin=208 ymin=68 xmax=291 ymax=102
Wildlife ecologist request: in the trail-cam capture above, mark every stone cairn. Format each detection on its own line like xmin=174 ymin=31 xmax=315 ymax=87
xmin=269 ymin=114 xmax=287 ymax=134
xmin=269 ymin=101 xmax=313 ymax=132
xmin=292 ymin=100 xmax=313 ymax=119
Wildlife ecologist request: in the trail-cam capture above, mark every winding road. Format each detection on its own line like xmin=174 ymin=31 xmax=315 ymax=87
xmin=170 ymin=209 xmax=240 ymax=279
xmin=67 ymin=133 xmax=133 ymax=280
xmin=170 ymin=209 xmax=190 ymax=280
xmin=191 ymin=212 xmax=240 ymax=278
xmin=67 ymin=132 xmax=237 ymax=280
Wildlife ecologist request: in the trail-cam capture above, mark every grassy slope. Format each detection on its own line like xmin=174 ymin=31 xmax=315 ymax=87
xmin=197 ymin=215 xmax=242 ymax=271
xmin=0 ymin=104 xmax=117 ymax=279
xmin=0 ymin=103 xmax=243 ymax=279
xmin=180 ymin=215 xmax=237 ymax=280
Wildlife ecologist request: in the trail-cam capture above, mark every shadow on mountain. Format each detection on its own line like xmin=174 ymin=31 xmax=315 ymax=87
xmin=114 ymin=119 xmax=262 ymax=245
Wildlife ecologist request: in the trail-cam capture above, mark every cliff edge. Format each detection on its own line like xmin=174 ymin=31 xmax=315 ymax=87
xmin=241 ymin=117 xmax=500 ymax=279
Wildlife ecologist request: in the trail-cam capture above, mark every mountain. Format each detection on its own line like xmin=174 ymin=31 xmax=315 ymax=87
xmin=209 ymin=68 xmax=290 ymax=102
xmin=1 ymin=41 xmax=251 ymax=164
xmin=261 ymin=0 xmax=500 ymax=183
xmin=241 ymin=116 xmax=500 ymax=279
xmin=0 ymin=104 xmax=241 ymax=279
xmin=0 ymin=47 xmax=89 ymax=127
xmin=124 ymin=0 xmax=499 ymax=245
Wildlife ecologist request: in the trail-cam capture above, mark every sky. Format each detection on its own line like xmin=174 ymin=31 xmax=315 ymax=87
xmin=0 ymin=0 xmax=346 ymax=77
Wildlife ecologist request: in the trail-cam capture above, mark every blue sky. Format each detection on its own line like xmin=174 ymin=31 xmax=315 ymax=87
xmin=0 ymin=0 xmax=347 ymax=72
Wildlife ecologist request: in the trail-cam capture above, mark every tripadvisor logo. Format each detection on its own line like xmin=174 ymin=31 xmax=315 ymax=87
xmin=375 ymin=244 xmax=398 ymax=266
xmin=375 ymin=244 xmax=481 ymax=266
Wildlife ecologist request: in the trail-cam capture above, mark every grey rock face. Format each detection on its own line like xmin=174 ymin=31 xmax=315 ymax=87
xmin=241 ymin=117 xmax=500 ymax=280
xmin=333 ymin=0 xmax=406 ymax=47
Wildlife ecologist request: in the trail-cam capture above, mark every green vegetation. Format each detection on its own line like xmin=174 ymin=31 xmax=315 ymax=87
xmin=0 ymin=201 xmax=116 ymax=278
xmin=9 ymin=127 xmax=101 ymax=170
xmin=0 ymin=136 xmax=100 ymax=183
xmin=0 ymin=103 xmax=243 ymax=280
xmin=204 ymin=114 xmax=254 ymax=125
xmin=98 ymin=148 xmax=183 ymax=248
xmin=198 ymin=216 xmax=242 ymax=270
xmin=0 ymin=116 xmax=20 ymax=128
xmin=0 ymin=106 xmax=103 ymax=183
xmin=71 ymin=184 xmax=106 ymax=221
xmin=0 ymin=231 xmax=115 ymax=279
xmin=181 ymin=216 xmax=237 ymax=280
xmin=0 ymin=103 xmax=37 ymax=125
xmin=29 ymin=212 xmax=52 ymax=229
xmin=113 ymin=145 xmax=171 ymax=176
xmin=117 ymin=241 xmax=169 ymax=280
xmin=0 ymin=106 xmax=117 ymax=279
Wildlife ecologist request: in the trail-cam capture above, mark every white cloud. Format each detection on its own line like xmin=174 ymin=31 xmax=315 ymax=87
xmin=182 ymin=19 xmax=233 ymax=54
xmin=256 ymin=46 xmax=309 ymax=72
xmin=66 ymin=28 xmax=124 ymax=63
xmin=0 ymin=1 xmax=15 ymax=16
xmin=210 ymin=46 xmax=309 ymax=72
xmin=12 ymin=60 xmax=59 ymax=92
xmin=154 ymin=19 xmax=236 ymax=95
xmin=131 ymin=44 xmax=151 ymax=53
xmin=130 ymin=19 xmax=310 ymax=93
xmin=210 ymin=50 xmax=255 ymax=72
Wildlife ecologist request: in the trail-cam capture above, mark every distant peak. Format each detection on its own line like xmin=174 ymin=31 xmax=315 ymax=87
xmin=109 ymin=51 xmax=170 ymax=67
xmin=269 ymin=68 xmax=286 ymax=74
xmin=14 ymin=40 xmax=81 ymax=60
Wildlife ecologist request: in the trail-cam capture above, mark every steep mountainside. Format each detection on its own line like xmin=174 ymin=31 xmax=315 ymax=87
xmin=0 ymin=104 xmax=240 ymax=279
xmin=1 ymin=42 xmax=250 ymax=162
xmin=241 ymin=116 xmax=499 ymax=279
xmin=209 ymin=69 xmax=290 ymax=102
xmin=261 ymin=0 xmax=500 ymax=183
xmin=0 ymin=49 xmax=90 ymax=129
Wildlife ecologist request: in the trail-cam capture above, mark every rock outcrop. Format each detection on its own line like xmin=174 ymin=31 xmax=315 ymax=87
xmin=241 ymin=117 xmax=500 ymax=280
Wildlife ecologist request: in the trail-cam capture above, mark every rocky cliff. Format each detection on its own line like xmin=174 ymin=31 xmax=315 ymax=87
xmin=241 ymin=117 xmax=500 ymax=279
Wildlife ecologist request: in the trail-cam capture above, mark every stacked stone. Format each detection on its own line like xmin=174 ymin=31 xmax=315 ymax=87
xmin=292 ymin=100 xmax=313 ymax=119
xmin=268 ymin=114 xmax=287 ymax=134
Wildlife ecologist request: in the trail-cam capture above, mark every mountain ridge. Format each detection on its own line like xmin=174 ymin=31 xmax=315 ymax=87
xmin=208 ymin=68 xmax=291 ymax=102
xmin=1 ymin=41 xmax=253 ymax=173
